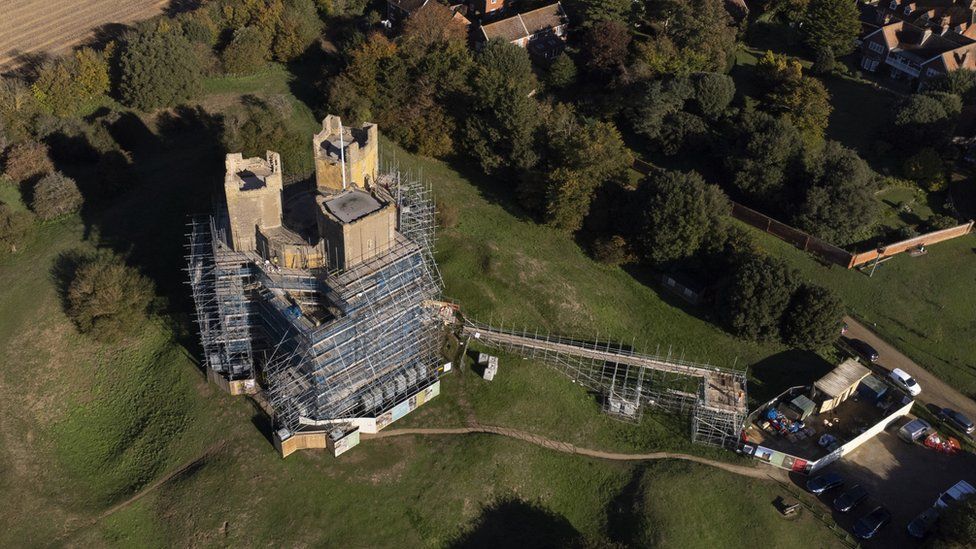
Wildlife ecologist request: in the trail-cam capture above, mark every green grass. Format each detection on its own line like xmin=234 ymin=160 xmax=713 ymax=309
xmin=743 ymin=220 xmax=976 ymax=397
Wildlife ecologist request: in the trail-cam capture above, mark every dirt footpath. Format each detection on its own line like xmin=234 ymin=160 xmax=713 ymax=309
xmin=844 ymin=316 xmax=976 ymax=422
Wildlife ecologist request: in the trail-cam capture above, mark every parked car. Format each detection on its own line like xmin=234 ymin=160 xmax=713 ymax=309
xmin=806 ymin=472 xmax=844 ymax=495
xmin=937 ymin=408 xmax=975 ymax=434
xmin=907 ymin=507 xmax=940 ymax=539
xmin=889 ymin=368 xmax=921 ymax=396
xmin=833 ymin=484 xmax=868 ymax=513
xmin=935 ymin=480 xmax=976 ymax=510
xmin=848 ymin=339 xmax=879 ymax=362
xmin=898 ymin=418 xmax=932 ymax=443
xmin=840 ymin=322 xmax=848 ymax=336
xmin=853 ymin=506 xmax=892 ymax=539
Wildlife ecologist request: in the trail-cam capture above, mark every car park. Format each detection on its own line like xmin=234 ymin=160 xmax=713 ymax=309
xmin=806 ymin=472 xmax=844 ymax=495
xmin=833 ymin=484 xmax=868 ymax=513
xmin=898 ymin=418 xmax=932 ymax=443
xmin=848 ymin=339 xmax=879 ymax=362
xmin=889 ymin=368 xmax=921 ymax=396
xmin=853 ymin=506 xmax=892 ymax=540
xmin=907 ymin=507 xmax=940 ymax=539
xmin=935 ymin=480 xmax=976 ymax=510
xmin=937 ymin=408 xmax=975 ymax=434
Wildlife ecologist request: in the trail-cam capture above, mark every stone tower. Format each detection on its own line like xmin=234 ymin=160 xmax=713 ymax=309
xmin=223 ymin=151 xmax=283 ymax=252
xmin=312 ymin=115 xmax=379 ymax=193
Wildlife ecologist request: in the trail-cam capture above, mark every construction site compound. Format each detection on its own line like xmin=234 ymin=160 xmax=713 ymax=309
xmin=186 ymin=115 xmax=749 ymax=458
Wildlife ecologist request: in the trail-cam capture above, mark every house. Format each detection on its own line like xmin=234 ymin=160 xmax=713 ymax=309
xmin=479 ymin=2 xmax=568 ymax=59
xmin=860 ymin=20 xmax=976 ymax=87
xmin=471 ymin=0 xmax=507 ymax=17
xmin=874 ymin=0 xmax=976 ymax=39
xmin=387 ymin=0 xmax=431 ymax=22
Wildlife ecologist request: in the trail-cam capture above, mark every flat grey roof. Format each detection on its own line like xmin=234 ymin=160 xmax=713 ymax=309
xmin=324 ymin=189 xmax=383 ymax=223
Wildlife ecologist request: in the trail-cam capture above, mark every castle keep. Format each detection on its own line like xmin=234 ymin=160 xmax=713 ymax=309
xmin=187 ymin=116 xmax=444 ymax=457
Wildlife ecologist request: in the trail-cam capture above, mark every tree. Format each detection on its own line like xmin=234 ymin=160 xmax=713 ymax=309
xmin=794 ymin=142 xmax=879 ymax=244
xmin=66 ymin=252 xmax=155 ymax=342
xmin=635 ymin=169 xmax=729 ymax=265
xmin=31 ymin=172 xmax=83 ymax=220
xmin=894 ymin=92 xmax=961 ymax=151
xmin=926 ymin=213 xmax=958 ymax=231
xmin=565 ymin=0 xmax=632 ymax=25
xmin=223 ymin=98 xmax=308 ymax=173
xmin=73 ymin=47 xmax=110 ymax=99
xmin=0 ymin=77 xmax=40 ymax=142
xmin=0 ymin=203 xmax=34 ymax=253
xmin=645 ymin=0 xmax=738 ymax=73
xmin=222 ymin=26 xmax=270 ymax=75
xmin=403 ymin=1 xmax=468 ymax=46
xmin=781 ymin=284 xmax=844 ymax=349
xmin=118 ymin=24 xmax=203 ymax=111
xmin=628 ymin=77 xmax=693 ymax=142
xmin=689 ymin=72 xmax=735 ymax=119
xmin=723 ymin=110 xmax=804 ymax=207
xmin=591 ymin=235 xmax=633 ymax=265
xmin=546 ymin=53 xmax=577 ymax=89
xmin=272 ymin=0 xmax=322 ymax=62
xmin=463 ymin=39 xmax=539 ymax=173
xmin=2 ymin=141 xmax=53 ymax=183
xmin=31 ymin=59 xmax=84 ymax=116
xmin=719 ymin=253 xmax=800 ymax=341
xmin=934 ymin=497 xmax=976 ymax=548
xmin=925 ymin=69 xmax=976 ymax=102
xmin=803 ymin=0 xmax=861 ymax=57
xmin=902 ymin=147 xmax=945 ymax=190
xmin=580 ymin=20 xmax=631 ymax=75
xmin=756 ymin=51 xmax=832 ymax=144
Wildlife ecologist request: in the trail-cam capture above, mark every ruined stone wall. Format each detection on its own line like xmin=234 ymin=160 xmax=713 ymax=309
xmin=312 ymin=116 xmax=379 ymax=193
xmin=224 ymin=152 xmax=283 ymax=252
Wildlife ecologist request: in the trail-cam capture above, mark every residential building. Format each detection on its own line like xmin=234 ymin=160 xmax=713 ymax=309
xmin=479 ymin=2 xmax=568 ymax=59
xmin=860 ymin=19 xmax=976 ymax=87
xmin=874 ymin=0 xmax=976 ymax=39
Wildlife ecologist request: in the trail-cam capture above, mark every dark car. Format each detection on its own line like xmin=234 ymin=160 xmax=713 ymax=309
xmin=807 ymin=472 xmax=844 ymax=495
xmin=907 ymin=507 xmax=940 ymax=539
xmin=848 ymin=339 xmax=879 ymax=362
xmin=938 ymin=408 xmax=975 ymax=434
xmin=833 ymin=484 xmax=868 ymax=513
xmin=853 ymin=506 xmax=892 ymax=540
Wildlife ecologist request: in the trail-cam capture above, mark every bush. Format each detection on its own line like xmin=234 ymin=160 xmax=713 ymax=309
xmin=118 ymin=24 xmax=203 ymax=111
xmin=926 ymin=214 xmax=958 ymax=231
xmin=2 ymin=141 xmax=53 ymax=183
xmin=902 ymin=147 xmax=945 ymax=190
xmin=0 ymin=203 xmax=34 ymax=253
xmin=222 ymin=26 xmax=270 ymax=75
xmin=31 ymin=172 xmax=83 ymax=220
xmin=67 ymin=252 xmax=155 ymax=342
xmin=718 ymin=253 xmax=800 ymax=341
xmin=546 ymin=53 xmax=577 ymax=89
xmin=591 ymin=235 xmax=633 ymax=266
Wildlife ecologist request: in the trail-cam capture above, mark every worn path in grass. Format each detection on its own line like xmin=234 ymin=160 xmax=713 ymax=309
xmin=845 ymin=316 xmax=976 ymax=422
xmin=366 ymin=426 xmax=782 ymax=480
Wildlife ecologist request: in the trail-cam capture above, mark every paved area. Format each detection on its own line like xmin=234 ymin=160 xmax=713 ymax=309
xmin=844 ymin=316 xmax=976 ymax=426
xmin=800 ymin=425 xmax=976 ymax=545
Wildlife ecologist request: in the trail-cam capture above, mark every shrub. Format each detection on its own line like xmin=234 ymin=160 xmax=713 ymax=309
xmin=31 ymin=172 xmax=83 ymax=220
xmin=67 ymin=252 xmax=155 ymax=342
xmin=718 ymin=253 xmax=800 ymax=341
xmin=926 ymin=213 xmax=958 ymax=231
xmin=591 ymin=235 xmax=633 ymax=266
xmin=546 ymin=53 xmax=577 ymax=89
xmin=3 ymin=141 xmax=53 ymax=183
xmin=902 ymin=147 xmax=945 ymax=190
xmin=222 ymin=26 xmax=270 ymax=75
xmin=0 ymin=203 xmax=34 ymax=253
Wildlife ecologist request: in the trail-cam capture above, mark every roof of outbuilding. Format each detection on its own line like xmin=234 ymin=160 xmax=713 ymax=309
xmin=481 ymin=2 xmax=566 ymax=42
xmin=814 ymin=359 xmax=872 ymax=398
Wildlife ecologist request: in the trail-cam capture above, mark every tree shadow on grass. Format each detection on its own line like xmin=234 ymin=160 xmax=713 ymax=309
xmin=448 ymin=497 xmax=586 ymax=549
xmin=749 ymin=350 xmax=835 ymax=404
xmin=605 ymin=464 xmax=647 ymax=546
xmin=49 ymin=249 xmax=91 ymax=315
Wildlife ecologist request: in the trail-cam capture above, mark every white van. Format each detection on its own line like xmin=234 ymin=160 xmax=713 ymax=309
xmin=889 ymin=368 xmax=921 ymax=396
xmin=935 ymin=480 xmax=976 ymax=510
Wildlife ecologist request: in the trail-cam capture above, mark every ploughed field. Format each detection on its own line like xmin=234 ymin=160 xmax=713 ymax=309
xmin=0 ymin=0 xmax=165 ymax=70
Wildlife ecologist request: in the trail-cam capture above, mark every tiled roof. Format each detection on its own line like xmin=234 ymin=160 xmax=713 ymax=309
xmin=390 ymin=0 xmax=430 ymax=14
xmin=481 ymin=2 xmax=566 ymax=42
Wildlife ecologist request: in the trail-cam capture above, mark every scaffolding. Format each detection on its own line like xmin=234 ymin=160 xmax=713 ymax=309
xmin=187 ymin=164 xmax=445 ymax=440
xmin=462 ymin=320 xmax=748 ymax=448
xmin=185 ymin=217 xmax=255 ymax=380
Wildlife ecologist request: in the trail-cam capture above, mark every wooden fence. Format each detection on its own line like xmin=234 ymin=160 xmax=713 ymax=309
xmin=848 ymin=220 xmax=975 ymax=267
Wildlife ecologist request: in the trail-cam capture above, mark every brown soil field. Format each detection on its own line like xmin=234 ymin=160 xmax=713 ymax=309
xmin=0 ymin=0 xmax=167 ymax=71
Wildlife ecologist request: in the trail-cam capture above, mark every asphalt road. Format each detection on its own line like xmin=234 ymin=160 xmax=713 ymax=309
xmin=843 ymin=316 xmax=976 ymax=426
